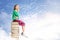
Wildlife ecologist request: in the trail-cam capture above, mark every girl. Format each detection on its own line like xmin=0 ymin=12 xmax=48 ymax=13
xmin=12 ymin=4 xmax=25 ymax=35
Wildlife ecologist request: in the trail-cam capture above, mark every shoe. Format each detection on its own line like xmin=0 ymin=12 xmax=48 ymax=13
xmin=21 ymin=32 xmax=23 ymax=35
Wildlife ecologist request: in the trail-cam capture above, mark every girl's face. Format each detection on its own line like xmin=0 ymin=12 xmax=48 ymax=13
xmin=16 ymin=5 xmax=19 ymax=11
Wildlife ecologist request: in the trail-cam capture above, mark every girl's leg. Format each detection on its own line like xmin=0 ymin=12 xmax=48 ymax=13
xmin=22 ymin=26 xmax=25 ymax=33
xmin=21 ymin=26 xmax=25 ymax=35
xmin=18 ymin=20 xmax=25 ymax=35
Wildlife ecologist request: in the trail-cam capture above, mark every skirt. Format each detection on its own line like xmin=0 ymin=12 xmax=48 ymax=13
xmin=13 ymin=20 xmax=25 ymax=27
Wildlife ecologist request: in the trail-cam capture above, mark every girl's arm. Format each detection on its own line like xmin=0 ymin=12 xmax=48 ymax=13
xmin=16 ymin=17 xmax=19 ymax=20
xmin=14 ymin=11 xmax=18 ymax=16
xmin=13 ymin=10 xmax=19 ymax=20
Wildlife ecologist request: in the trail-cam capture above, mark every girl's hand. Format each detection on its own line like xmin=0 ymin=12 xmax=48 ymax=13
xmin=16 ymin=17 xmax=18 ymax=20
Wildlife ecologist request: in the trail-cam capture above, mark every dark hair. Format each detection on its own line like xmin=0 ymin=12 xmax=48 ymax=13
xmin=14 ymin=4 xmax=18 ymax=10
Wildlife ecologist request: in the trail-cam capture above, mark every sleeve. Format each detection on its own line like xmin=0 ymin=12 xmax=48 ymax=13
xmin=13 ymin=10 xmax=18 ymax=16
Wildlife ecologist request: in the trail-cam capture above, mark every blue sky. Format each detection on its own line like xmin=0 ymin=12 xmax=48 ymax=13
xmin=0 ymin=0 xmax=47 ymax=33
xmin=0 ymin=0 xmax=60 ymax=34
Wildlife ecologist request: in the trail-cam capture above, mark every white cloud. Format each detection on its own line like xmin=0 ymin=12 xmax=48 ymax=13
xmin=21 ymin=12 xmax=60 ymax=40
xmin=0 ymin=27 xmax=16 ymax=40
xmin=0 ymin=11 xmax=11 ymax=32
xmin=0 ymin=11 xmax=60 ymax=40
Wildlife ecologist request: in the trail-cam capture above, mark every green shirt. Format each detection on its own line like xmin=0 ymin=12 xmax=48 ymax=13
xmin=12 ymin=10 xmax=19 ymax=20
